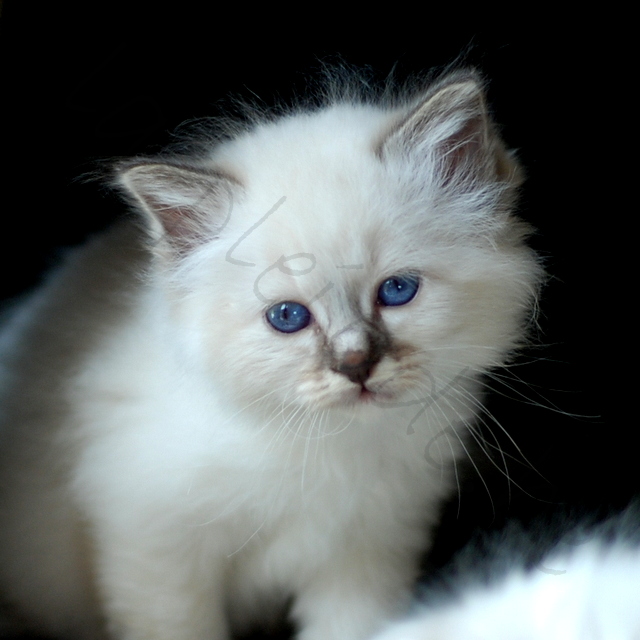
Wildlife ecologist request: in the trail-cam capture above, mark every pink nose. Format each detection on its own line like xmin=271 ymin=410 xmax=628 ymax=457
xmin=334 ymin=350 xmax=376 ymax=385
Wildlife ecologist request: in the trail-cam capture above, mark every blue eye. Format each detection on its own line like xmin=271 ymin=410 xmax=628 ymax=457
xmin=377 ymin=274 xmax=420 ymax=307
xmin=266 ymin=301 xmax=311 ymax=333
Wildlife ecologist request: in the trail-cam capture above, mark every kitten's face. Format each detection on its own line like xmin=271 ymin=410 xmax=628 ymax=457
xmin=119 ymin=77 xmax=541 ymax=424
xmin=177 ymin=162 xmax=528 ymax=421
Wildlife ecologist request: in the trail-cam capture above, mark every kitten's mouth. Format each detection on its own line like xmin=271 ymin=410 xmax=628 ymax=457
xmin=336 ymin=382 xmax=396 ymax=408
xmin=358 ymin=384 xmax=395 ymax=404
xmin=355 ymin=381 xmax=402 ymax=406
xmin=340 ymin=384 xmax=377 ymax=406
xmin=358 ymin=386 xmax=375 ymax=402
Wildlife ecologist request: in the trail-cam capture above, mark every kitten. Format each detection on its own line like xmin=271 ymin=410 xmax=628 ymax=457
xmin=370 ymin=505 xmax=640 ymax=640
xmin=0 ymin=69 xmax=541 ymax=640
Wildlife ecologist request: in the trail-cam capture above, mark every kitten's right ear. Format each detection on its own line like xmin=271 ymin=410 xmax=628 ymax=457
xmin=380 ymin=71 xmax=518 ymax=188
xmin=115 ymin=161 xmax=240 ymax=255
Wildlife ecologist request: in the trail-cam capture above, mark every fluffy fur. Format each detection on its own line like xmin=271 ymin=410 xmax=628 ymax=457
xmin=371 ymin=508 xmax=640 ymax=640
xmin=0 ymin=69 xmax=541 ymax=639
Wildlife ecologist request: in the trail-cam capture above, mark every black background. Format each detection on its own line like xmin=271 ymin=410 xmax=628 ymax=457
xmin=0 ymin=5 xmax=619 ymax=638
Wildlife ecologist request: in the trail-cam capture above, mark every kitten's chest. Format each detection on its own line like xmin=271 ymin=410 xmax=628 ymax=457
xmin=193 ymin=424 xmax=378 ymax=524
xmin=192 ymin=412 xmax=442 ymax=543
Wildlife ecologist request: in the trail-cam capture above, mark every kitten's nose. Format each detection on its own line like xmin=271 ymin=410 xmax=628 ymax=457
xmin=334 ymin=350 xmax=377 ymax=385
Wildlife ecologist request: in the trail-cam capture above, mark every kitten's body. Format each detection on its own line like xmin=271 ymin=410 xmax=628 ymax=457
xmin=0 ymin=71 xmax=541 ymax=639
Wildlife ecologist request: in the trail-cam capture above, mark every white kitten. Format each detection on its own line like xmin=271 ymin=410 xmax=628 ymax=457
xmin=0 ymin=69 xmax=541 ymax=640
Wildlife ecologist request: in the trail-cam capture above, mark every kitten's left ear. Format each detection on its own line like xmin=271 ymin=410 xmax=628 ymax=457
xmin=380 ymin=71 xmax=519 ymax=186
xmin=116 ymin=161 xmax=240 ymax=256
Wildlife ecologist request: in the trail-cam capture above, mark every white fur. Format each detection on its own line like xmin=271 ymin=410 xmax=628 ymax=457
xmin=0 ymin=71 xmax=541 ymax=639
xmin=371 ymin=541 xmax=640 ymax=640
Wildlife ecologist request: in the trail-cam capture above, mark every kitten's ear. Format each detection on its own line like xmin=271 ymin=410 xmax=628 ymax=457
xmin=116 ymin=162 xmax=239 ymax=254
xmin=381 ymin=72 xmax=518 ymax=186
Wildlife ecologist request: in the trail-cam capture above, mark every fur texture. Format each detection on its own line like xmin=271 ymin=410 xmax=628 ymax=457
xmin=0 ymin=69 xmax=541 ymax=639
xmin=371 ymin=508 xmax=640 ymax=640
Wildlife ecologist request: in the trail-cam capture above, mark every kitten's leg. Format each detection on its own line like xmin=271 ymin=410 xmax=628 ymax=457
xmin=291 ymin=547 xmax=416 ymax=640
xmin=92 ymin=530 xmax=231 ymax=640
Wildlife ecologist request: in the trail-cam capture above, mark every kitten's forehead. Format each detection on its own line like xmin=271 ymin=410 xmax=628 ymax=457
xmin=226 ymin=172 xmax=389 ymax=269
xmin=247 ymin=235 xmax=371 ymax=314
xmin=223 ymin=177 xmax=423 ymax=321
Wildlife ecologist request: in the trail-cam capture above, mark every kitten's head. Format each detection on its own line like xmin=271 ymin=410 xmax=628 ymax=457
xmin=116 ymin=70 xmax=542 ymax=425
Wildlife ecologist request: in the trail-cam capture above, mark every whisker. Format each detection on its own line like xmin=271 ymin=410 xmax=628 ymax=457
xmin=428 ymin=391 xmax=496 ymax=519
